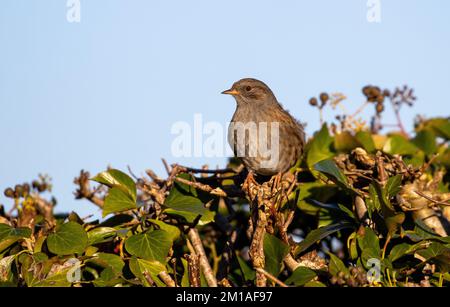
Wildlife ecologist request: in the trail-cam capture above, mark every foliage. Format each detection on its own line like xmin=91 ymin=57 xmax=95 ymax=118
xmin=1 ymin=85 xmax=449 ymax=287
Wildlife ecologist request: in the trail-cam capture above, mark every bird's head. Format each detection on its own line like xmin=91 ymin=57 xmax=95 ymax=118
xmin=222 ymin=78 xmax=277 ymax=106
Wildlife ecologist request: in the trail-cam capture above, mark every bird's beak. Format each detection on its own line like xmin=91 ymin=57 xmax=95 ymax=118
xmin=221 ymin=88 xmax=240 ymax=96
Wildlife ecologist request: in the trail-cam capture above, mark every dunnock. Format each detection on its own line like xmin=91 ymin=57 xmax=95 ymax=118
xmin=222 ymin=78 xmax=305 ymax=177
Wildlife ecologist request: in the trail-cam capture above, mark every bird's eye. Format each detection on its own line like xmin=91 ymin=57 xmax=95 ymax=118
xmin=245 ymin=86 xmax=252 ymax=92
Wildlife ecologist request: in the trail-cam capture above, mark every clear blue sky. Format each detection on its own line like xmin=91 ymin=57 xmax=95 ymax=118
xmin=1 ymin=1 xmax=449 ymax=217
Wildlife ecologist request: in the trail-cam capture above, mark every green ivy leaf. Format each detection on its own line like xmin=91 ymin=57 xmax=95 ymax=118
xmin=148 ymin=219 xmax=180 ymax=241
xmin=334 ymin=131 xmax=361 ymax=153
xmin=87 ymin=252 xmax=125 ymax=276
xmin=296 ymin=182 xmax=339 ymax=214
xmin=47 ymin=222 xmax=88 ymax=255
xmin=388 ymin=243 xmax=411 ymax=262
xmin=98 ymin=214 xmax=134 ymax=228
xmin=314 ymin=160 xmax=358 ymax=196
xmin=32 ymin=267 xmax=74 ymax=287
xmin=87 ymin=227 xmax=117 ymax=245
xmin=92 ymin=169 xmax=136 ymax=202
xmin=386 ymin=175 xmax=402 ymax=198
xmin=285 ymin=267 xmax=317 ymax=286
xmin=357 ymin=227 xmax=381 ymax=267
xmin=357 ymin=227 xmax=380 ymax=254
xmin=419 ymin=118 xmax=450 ymax=140
xmin=416 ymin=242 xmax=449 ymax=261
xmin=294 ymin=221 xmax=355 ymax=256
xmin=306 ymin=199 xmax=355 ymax=221
xmin=328 ymin=253 xmax=350 ymax=276
xmin=103 ymin=187 xmax=137 ymax=217
xmin=383 ymin=135 xmax=418 ymax=155
xmin=417 ymin=243 xmax=450 ymax=272
xmin=173 ymin=173 xmax=198 ymax=197
xmin=371 ymin=181 xmax=405 ymax=236
xmin=237 ymin=255 xmax=256 ymax=282
xmin=263 ymin=234 xmax=289 ymax=277
xmin=0 ymin=255 xmax=17 ymax=283
xmin=367 ymin=184 xmax=381 ymax=217
xmin=307 ymin=124 xmax=334 ymax=167
xmin=181 ymin=258 xmax=190 ymax=287
xmin=413 ymin=129 xmax=437 ymax=155
xmin=125 ymin=230 xmax=172 ymax=263
xmin=348 ymin=232 xmax=358 ymax=260
xmin=129 ymin=257 xmax=166 ymax=287
xmin=164 ymin=186 xmax=215 ymax=225
xmin=411 ymin=220 xmax=450 ymax=244
xmin=0 ymin=224 xmax=32 ymax=252
xmin=355 ymin=131 xmax=376 ymax=153
xmin=304 ymin=280 xmax=327 ymax=287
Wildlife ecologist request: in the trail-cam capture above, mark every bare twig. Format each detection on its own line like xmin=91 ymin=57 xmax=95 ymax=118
xmin=351 ymin=101 xmax=370 ymax=118
xmin=143 ymin=272 xmax=155 ymax=287
xmin=256 ymin=268 xmax=288 ymax=287
xmin=418 ymin=154 xmax=439 ymax=175
xmin=414 ymin=191 xmax=450 ymax=206
xmin=188 ymin=228 xmax=218 ymax=287
xmin=249 ymin=205 xmax=267 ymax=287
xmin=175 ymin=177 xmax=227 ymax=197
xmin=185 ymin=254 xmax=201 ymax=287
xmin=162 ymin=158 xmax=171 ymax=175
xmin=284 ymin=254 xmax=301 ymax=272
xmin=73 ymin=170 xmax=104 ymax=208
xmin=177 ymin=165 xmax=237 ymax=174
xmin=218 ymin=278 xmax=233 ymax=287
xmin=145 ymin=169 xmax=165 ymax=184
xmin=127 ymin=165 xmax=139 ymax=181
xmin=158 ymin=271 xmax=176 ymax=287
xmin=391 ymin=102 xmax=409 ymax=137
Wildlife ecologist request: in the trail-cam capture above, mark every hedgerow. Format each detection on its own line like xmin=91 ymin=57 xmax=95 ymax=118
xmin=1 ymin=85 xmax=449 ymax=287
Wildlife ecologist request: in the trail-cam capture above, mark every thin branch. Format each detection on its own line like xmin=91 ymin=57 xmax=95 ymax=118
xmin=73 ymin=170 xmax=104 ymax=208
xmin=145 ymin=169 xmax=165 ymax=184
xmin=175 ymin=177 xmax=227 ymax=197
xmin=127 ymin=165 xmax=139 ymax=181
xmin=158 ymin=271 xmax=176 ymax=287
xmin=143 ymin=272 xmax=155 ymax=287
xmin=351 ymin=100 xmax=370 ymax=118
xmin=188 ymin=228 xmax=218 ymax=287
xmin=418 ymin=154 xmax=439 ymax=175
xmin=249 ymin=205 xmax=267 ymax=287
xmin=390 ymin=102 xmax=409 ymax=137
xmin=284 ymin=254 xmax=301 ymax=272
xmin=218 ymin=278 xmax=233 ymax=287
xmin=161 ymin=158 xmax=171 ymax=175
xmin=185 ymin=253 xmax=201 ymax=287
xmin=256 ymin=268 xmax=288 ymax=287
xmin=414 ymin=190 xmax=450 ymax=206
xmin=177 ymin=165 xmax=237 ymax=174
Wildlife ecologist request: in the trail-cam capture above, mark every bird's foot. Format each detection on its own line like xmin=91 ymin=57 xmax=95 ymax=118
xmin=242 ymin=171 xmax=258 ymax=199
xmin=269 ymin=172 xmax=282 ymax=194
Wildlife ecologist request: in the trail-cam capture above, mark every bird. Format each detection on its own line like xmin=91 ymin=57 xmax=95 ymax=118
xmin=222 ymin=78 xmax=305 ymax=183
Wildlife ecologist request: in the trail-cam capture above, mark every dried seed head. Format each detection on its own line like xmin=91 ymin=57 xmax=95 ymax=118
xmin=362 ymin=85 xmax=372 ymax=97
xmin=319 ymin=92 xmax=329 ymax=105
xmin=32 ymin=180 xmax=40 ymax=190
xmin=309 ymin=97 xmax=318 ymax=106
xmin=376 ymin=102 xmax=384 ymax=113
xmin=376 ymin=95 xmax=384 ymax=104
xmin=371 ymin=86 xmax=381 ymax=97
xmin=23 ymin=183 xmax=30 ymax=196
xmin=14 ymin=184 xmax=24 ymax=198
xmin=4 ymin=188 xmax=15 ymax=198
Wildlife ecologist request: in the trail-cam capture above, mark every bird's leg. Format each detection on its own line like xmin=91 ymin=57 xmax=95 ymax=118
xmin=242 ymin=171 xmax=258 ymax=199
xmin=269 ymin=172 xmax=283 ymax=199
xmin=274 ymin=172 xmax=282 ymax=190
